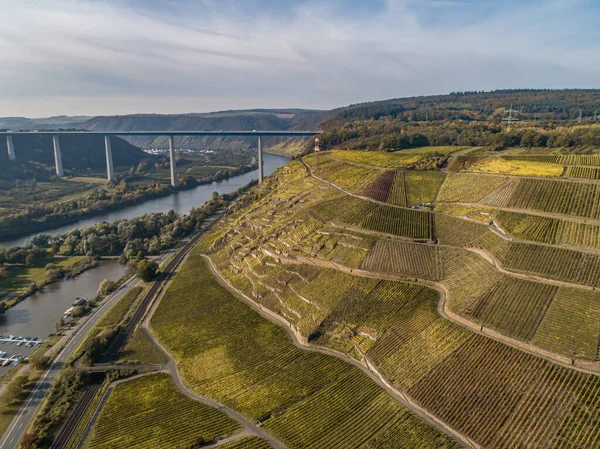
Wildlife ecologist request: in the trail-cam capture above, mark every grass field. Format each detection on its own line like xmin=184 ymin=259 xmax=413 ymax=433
xmin=150 ymin=256 xmax=462 ymax=448
xmin=0 ymin=256 xmax=87 ymax=293
xmin=96 ymin=286 xmax=143 ymax=328
xmin=87 ymin=373 xmax=242 ymax=449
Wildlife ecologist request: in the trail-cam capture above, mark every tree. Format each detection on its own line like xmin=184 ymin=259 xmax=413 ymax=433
xmin=25 ymin=254 xmax=36 ymax=268
xmin=5 ymin=376 xmax=29 ymax=405
xmin=56 ymin=316 xmax=65 ymax=332
xmin=98 ymin=279 xmax=117 ymax=296
xmin=136 ymin=259 xmax=159 ymax=282
xmin=30 ymin=354 xmax=49 ymax=370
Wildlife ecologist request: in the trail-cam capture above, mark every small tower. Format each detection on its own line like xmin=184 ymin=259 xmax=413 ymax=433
xmin=314 ymin=136 xmax=320 ymax=169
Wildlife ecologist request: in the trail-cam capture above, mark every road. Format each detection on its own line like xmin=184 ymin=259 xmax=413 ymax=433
xmin=0 ymin=237 xmax=190 ymax=449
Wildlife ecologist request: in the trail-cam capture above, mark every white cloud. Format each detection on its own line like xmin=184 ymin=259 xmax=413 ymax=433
xmin=0 ymin=0 xmax=598 ymax=116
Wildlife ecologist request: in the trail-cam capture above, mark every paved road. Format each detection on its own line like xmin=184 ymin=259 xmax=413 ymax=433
xmin=0 ymin=241 xmax=186 ymax=449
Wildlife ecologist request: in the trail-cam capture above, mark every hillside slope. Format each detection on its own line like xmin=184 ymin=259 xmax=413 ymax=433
xmin=192 ymin=151 xmax=600 ymax=448
xmin=0 ymin=134 xmax=147 ymax=172
xmin=84 ymin=109 xmax=323 ymax=154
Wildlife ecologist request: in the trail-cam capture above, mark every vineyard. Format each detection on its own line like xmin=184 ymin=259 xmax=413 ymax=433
xmin=565 ymin=166 xmax=600 ymax=179
xmin=532 ymin=287 xmax=600 ymax=360
xmin=434 ymin=213 xmax=488 ymax=247
xmin=117 ymin=327 xmax=168 ymax=365
xmin=183 ymin=157 xmax=600 ymax=449
xmin=87 ymin=373 xmax=242 ymax=449
xmin=363 ymin=170 xmax=445 ymax=207
xmin=506 ymin=178 xmax=600 ymax=219
xmin=465 ymin=158 xmax=564 ymax=177
xmin=312 ymin=195 xmax=434 ymax=240
xmin=503 ymin=241 xmax=600 ymax=287
xmin=150 ymin=257 xmax=462 ymax=448
xmin=361 ymin=240 xmax=438 ymax=280
xmin=470 ymin=277 xmax=558 ymax=341
xmin=437 ymin=173 xmax=508 ymax=203
xmin=495 ymin=210 xmax=600 ymax=250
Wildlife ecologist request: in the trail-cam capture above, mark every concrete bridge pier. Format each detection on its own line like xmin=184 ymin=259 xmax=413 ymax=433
xmin=6 ymin=136 xmax=15 ymax=160
xmin=258 ymin=135 xmax=263 ymax=183
xmin=169 ymin=135 xmax=177 ymax=187
xmin=52 ymin=135 xmax=64 ymax=177
xmin=104 ymin=136 xmax=115 ymax=181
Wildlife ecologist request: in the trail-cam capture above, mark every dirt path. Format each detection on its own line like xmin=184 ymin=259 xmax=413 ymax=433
xmin=139 ymin=251 xmax=287 ymax=449
xmin=201 ymin=255 xmax=477 ymax=449
xmin=263 ymin=248 xmax=600 ymax=376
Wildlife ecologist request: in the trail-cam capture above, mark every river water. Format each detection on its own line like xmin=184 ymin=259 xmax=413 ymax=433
xmin=0 ymin=259 xmax=126 ymax=366
xmin=1 ymin=153 xmax=288 ymax=249
xmin=0 ymin=153 xmax=288 ymax=367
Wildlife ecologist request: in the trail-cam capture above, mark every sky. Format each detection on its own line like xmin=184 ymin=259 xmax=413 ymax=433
xmin=0 ymin=0 xmax=599 ymax=117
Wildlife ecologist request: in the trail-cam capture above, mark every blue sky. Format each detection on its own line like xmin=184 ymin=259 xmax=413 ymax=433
xmin=0 ymin=0 xmax=598 ymax=116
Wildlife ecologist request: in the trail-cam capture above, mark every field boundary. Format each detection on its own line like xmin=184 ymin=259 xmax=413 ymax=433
xmin=202 ymin=254 xmax=477 ymax=449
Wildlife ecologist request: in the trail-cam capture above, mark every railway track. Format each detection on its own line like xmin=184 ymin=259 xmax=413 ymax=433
xmin=50 ymin=382 xmax=102 ymax=449
xmin=106 ymin=231 xmax=204 ymax=359
xmin=50 ymin=229 xmax=207 ymax=449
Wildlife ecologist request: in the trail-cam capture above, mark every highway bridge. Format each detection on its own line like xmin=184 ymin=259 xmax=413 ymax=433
xmin=0 ymin=130 xmax=321 ymax=186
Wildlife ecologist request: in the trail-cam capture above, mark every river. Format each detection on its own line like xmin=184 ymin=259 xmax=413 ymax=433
xmin=1 ymin=153 xmax=288 ymax=249
xmin=0 ymin=259 xmax=126 ymax=368
xmin=0 ymin=153 xmax=288 ymax=369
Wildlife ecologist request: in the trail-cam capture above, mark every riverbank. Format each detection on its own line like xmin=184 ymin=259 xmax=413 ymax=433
xmin=1 ymin=153 xmax=288 ymax=249
xmin=0 ymin=162 xmax=258 ymax=244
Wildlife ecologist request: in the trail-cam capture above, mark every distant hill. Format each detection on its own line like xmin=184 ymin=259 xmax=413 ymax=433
xmin=0 ymin=115 xmax=92 ymax=131
xmin=320 ymin=89 xmax=600 ymax=124
xmin=83 ymin=109 xmax=324 ymax=154
xmin=0 ymin=134 xmax=147 ymax=172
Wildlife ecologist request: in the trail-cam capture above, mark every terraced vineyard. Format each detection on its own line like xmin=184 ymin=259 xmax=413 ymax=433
xmin=506 ymin=178 xmax=600 ymax=219
xmin=154 ymin=151 xmax=600 ymax=449
xmin=151 ymin=256 xmax=462 ymax=448
xmin=495 ymin=210 xmax=600 ymax=250
xmin=437 ymin=173 xmax=508 ymax=203
xmin=87 ymin=373 xmax=242 ymax=449
xmin=503 ymin=241 xmax=600 ymax=287
xmin=471 ymin=277 xmax=558 ymax=340
xmin=361 ymin=239 xmax=437 ymax=280
xmin=313 ymin=195 xmax=433 ymax=240
xmin=363 ymin=170 xmax=445 ymax=207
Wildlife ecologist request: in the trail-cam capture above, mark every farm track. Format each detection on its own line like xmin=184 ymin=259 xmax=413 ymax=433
xmin=200 ymin=254 xmax=476 ymax=449
xmin=49 ymin=231 xmax=207 ymax=449
xmin=263 ymin=249 xmax=600 ymax=376
xmin=67 ymin=227 xmax=286 ymax=449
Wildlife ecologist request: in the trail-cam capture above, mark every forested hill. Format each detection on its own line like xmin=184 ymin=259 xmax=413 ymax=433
xmin=311 ymin=89 xmax=600 ymax=154
xmin=84 ymin=109 xmax=323 ymax=152
xmin=0 ymin=134 xmax=147 ymax=171
xmin=320 ymin=89 xmax=600 ymax=124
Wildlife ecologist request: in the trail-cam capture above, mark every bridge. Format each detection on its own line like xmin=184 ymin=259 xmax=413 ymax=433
xmin=0 ymin=130 xmax=320 ymax=186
